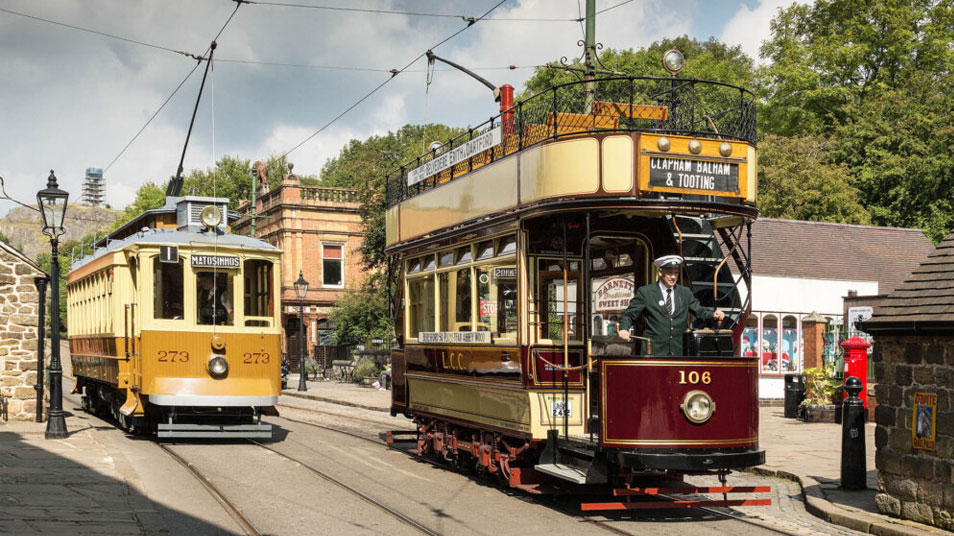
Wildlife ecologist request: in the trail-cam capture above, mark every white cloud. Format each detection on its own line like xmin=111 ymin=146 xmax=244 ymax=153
xmin=720 ymin=0 xmax=809 ymax=63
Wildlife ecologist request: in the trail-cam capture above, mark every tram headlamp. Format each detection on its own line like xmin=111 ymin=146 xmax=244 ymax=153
xmin=681 ymin=390 xmax=715 ymax=424
xmin=199 ymin=205 xmax=223 ymax=229
xmin=208 ymin=355 xmax=229 ymax=377
xmin=662 ymin=48 xmax=685 ymax=75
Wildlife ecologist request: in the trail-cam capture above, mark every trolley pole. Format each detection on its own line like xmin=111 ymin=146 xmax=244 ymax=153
xmin=583 ymin=0 xmax=596 ymax=114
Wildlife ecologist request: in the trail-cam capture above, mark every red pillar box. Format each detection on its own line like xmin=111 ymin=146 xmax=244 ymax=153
xmin=840 ymin=336 xmax=871 ymax=408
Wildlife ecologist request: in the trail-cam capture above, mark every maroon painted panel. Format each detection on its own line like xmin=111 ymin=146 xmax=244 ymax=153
xmin=404 ymin=344 xmax=522 ymax=381
xmin=600 ymin=358 xmax=759 ymax=448
xmin=391 ymin=350 xmax=406 ymax=407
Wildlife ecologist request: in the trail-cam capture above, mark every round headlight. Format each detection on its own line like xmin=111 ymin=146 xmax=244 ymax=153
xmin=208 ymin=355 xmax=229 ymax=377
xmin=662 ymin=48 xmax=685 ymax=75
xmin=681 ymin=390 xmax=715 ymax=424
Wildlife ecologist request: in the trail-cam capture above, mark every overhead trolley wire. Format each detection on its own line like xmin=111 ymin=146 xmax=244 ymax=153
xmin=283 ymin=0 xmax=508 ymax=158
xmin=216 ymin=57 xmax=537 ymax=72
xmin=0 ymin=7 xmax=199 ymax=59
xmin=242 ymin=0 xmax=579 ymax=22
xmin=103 ymin=2 xmax=244 ymax=173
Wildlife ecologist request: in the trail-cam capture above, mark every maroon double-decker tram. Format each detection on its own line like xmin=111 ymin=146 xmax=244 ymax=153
xmin=384 ymin=69 xmax=769 ymax=509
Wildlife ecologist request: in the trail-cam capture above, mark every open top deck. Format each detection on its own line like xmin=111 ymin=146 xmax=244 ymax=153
xmin=385 ymin=76 xmax=758 ymax=250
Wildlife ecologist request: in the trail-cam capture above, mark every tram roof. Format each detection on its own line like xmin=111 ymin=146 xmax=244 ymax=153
xmin=71 ymin=228 xmax=280 ymax=272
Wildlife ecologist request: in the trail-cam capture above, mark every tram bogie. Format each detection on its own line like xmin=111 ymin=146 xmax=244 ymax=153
xmin=68 ymin=196 xmax=282 ymax=438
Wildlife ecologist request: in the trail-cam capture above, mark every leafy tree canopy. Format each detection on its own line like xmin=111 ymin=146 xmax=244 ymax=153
xmin=758 ymin=134 xmax=870 ymax=224
xmin=760 ymin=0 xmax=954 ymax=136
xmin=524 ymin=36 xmax=758 ymax=96
xmin=320 ymin=123 xmax=464 ymax=270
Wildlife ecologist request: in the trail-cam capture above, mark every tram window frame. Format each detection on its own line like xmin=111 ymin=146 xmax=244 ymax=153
xmin=196 ymin=270 xmax=236 ymax=326
xmin=152 ymin=255 xmax=184 ymax=321
xmin=536 ymin=258 xmax=583 ymax=344
xmin=407 ymin=274 xmax=437 ymax=338
xmin=243 ymin=259 xmax=274 ymax=327
xmin=404 ymin=234 xmax=519 ymax=343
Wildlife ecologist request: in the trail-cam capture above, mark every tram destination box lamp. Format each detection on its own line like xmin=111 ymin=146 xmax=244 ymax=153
xmin=295 ymin=271 xmax=309 ymax=392
xmin=37 ymin=170 xmax=69 ymax=439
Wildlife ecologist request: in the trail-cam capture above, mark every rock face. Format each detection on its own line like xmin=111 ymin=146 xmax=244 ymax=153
xmin=0 ymin=240 xmax=45 ymax=421
xmin=0 ymin=204 xmax=121 ymax=261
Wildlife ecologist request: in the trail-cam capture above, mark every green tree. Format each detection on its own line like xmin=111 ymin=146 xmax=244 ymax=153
xmin=327 ymin=272 xmax=392 ymax=346
xmin=760 ymin=0 xmax=954 ymax=136
xmin=321 ymin=123 xmax=464 ymax=270
xmin=525 ymin=36 xmax=758 ymax=95
xmin=758 ymin=134 xmax=870 ymax=224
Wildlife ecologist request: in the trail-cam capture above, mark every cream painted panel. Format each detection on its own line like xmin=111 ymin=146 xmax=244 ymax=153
xmin=385 ymin=205 xmax=399 ymax=247
xmin=408 ymin=376 xmax=531 ymax=432
xmin=519 ymin=138 xmax=599 ymax=203
xmin=602 ymin=135 xmax=634 ymax=192
xmin=399 ymin=158 xmax=518 ymax=243
xmin=746 ymin=145 xmax=758 ymax=203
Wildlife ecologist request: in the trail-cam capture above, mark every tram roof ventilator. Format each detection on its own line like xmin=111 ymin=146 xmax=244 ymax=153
xmin=174 ymin=196 xmax=229 ymax=233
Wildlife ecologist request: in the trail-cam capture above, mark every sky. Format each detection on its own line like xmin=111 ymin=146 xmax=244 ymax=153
xmin=0 ymin=0 xmax=800 ymax=216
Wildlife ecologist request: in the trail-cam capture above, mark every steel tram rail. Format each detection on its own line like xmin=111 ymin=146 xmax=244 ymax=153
xmin=157 ymin=443 xmax=262 ymax=536
xmin=247 ymin=439 xmax=440 ymax=536
xmin=274 ymin=413 xmax=806 ymax=536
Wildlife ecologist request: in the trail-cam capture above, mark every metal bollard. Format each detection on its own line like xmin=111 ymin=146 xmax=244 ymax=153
xmin=840 ymin=376 xmax=867 ymax=490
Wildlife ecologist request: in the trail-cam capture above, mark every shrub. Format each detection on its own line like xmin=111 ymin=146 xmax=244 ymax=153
xmin=353 ymin=360 xmax=379 ymax=380
xmin=800 ymin=367 xmax=838 ymax=407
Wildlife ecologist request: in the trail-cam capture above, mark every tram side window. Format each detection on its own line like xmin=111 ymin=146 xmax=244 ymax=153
xmin=153 ymin=257 xmax=184 ymax=320
xmin=538 ymin=259 xmax=582 ymax=341
xmin=476 ymin=263 xmax=518 ymax=339
xmin=439 ymin=268 xmax=472 ymax=331
xmin=408 ymin=276 xmax=436 ymax=337
xmin=244 ymin=260 xmax=273 ymax=322
xmin=197 ymin=271 xmax=234 ymax=326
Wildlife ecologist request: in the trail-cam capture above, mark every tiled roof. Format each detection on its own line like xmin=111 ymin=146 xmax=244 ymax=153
xmin=866 ymin=231 xmax=954 ymax=331
xmin=749 ymin=219 xmax=934 ymax=294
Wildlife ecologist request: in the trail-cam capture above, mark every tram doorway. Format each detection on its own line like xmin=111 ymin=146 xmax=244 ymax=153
xmin=588 ymin=235 xmax=651 ymax=339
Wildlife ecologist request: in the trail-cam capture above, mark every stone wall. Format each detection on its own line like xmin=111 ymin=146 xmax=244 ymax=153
xmin=0 ymin=245 xmax=44 ymax=421
xmin=872 ymin=335 xmax=954 ymax=530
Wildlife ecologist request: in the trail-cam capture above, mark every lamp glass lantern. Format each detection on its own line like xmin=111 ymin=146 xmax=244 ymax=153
xmin=294 ymin=271 xmax=309 ymax=300
xmin=37 ymin=171 xmax=69 ymax=237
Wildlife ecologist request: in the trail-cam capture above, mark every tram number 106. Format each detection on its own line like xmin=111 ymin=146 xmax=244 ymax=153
xmin=677 ymin=370 xmax=712 ymax=385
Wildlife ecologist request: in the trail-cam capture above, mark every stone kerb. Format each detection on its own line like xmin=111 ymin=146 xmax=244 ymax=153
xmin=0 ymin=247 xmax=44 ymax=421
xmin=873 ymin=335 xmax=954 ymax=531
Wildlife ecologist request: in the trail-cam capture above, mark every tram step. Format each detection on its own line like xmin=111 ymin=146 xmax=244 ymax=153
xmin=534 ymin=463 xmax=592 ymax=485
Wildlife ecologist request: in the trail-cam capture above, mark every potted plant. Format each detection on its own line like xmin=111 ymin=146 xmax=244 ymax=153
xmin=353 ymin=360 xmax=380 ymax=387
xmin=799 ymin=367 xmax=838 ymax=423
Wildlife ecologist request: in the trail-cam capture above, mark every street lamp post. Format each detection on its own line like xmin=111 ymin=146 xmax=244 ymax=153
xmin=37 ymin=170 xmax=69 ymax=439
xmin=294 ymin=271 xmax=309 ymax=392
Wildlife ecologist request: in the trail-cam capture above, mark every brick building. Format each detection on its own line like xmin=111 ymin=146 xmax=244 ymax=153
xmin=863 ymin=232 xmax=954 ymax=531
xmin=232 ymin=164 xmax=363 ymax=366
xmin=0 ymin=240 xmax=46 ymax=421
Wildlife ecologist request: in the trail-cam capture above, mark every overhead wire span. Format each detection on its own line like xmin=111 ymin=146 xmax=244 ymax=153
xmin=0 ymin=7 xmax=195 ymax=58
xmin=283 ymin=0 xmax=508 ymax=158
xmin=595 ymin=0 xmax=636 ymax=15
xmin=216 ymin=57 xmax=536 ymax=72
xmin=103 ymin=1 xmax=243 ymax=173
xmin=242 ymin=0 xmax=579 ymax=21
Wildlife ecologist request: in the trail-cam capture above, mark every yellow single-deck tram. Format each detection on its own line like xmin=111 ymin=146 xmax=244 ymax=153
xmin=68 ymin=196 xmax=282 ymax=438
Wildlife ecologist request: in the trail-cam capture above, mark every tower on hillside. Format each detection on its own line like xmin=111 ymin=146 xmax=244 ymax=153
xmin=82 ymin=168 xmax=105 ymax=206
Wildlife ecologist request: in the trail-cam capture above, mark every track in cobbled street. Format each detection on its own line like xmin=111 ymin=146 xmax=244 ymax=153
xmin=274 ymin=403 xmax=863 ymax=536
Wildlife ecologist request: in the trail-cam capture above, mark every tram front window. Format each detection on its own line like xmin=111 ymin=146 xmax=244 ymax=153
xmin=197 ymin=271 xmax=234 ymax=326
xmin=153 ymin=257 xmax=183 ymax=320
xmin=538 ymin=260 xmax=582 ymax=341
xmin=476 ymin=263 xmax=517 ymax=338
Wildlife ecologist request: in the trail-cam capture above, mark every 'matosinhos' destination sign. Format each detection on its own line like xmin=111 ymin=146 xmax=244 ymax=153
xmin=407 ymin=126 xmax=502 ymax=186
xmin=648 ymin=156 xmax=739 ymax=193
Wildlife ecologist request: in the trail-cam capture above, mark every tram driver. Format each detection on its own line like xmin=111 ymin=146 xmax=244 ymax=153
xmin=197 ymin=272 xmax=234 ymax=325
xmin=617 ymin=255 xmax=724 ymax=356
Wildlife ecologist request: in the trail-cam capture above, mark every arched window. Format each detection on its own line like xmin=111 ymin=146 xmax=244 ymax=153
xmin=782 ymin=315 xmax=799 ymax=372
xmin=742 ymin=314 xmax=759 ymax=358
xmin=761 ymin=314 xmax=779 ymax=373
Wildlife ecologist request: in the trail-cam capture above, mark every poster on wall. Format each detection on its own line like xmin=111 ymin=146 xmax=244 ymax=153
xmin=591 ymin=275 xmax=634 ymax=336
xmin=912 ymin=392 xmax=937 ymax=451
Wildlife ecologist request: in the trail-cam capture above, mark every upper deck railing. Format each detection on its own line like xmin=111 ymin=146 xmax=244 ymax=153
xmin=385 ymin=76 xmax=756 ymax=208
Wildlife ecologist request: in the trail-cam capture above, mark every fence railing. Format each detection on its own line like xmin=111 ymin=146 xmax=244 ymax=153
xmin=385 ymin=75 xmax=757 ymax=208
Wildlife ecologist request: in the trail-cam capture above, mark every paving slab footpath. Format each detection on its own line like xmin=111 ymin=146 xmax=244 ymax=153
xmin=284 ymin=375 xmax=946 ymax=536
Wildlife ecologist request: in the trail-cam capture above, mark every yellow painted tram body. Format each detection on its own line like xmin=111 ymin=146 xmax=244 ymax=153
xmin=67 ymin=196 xmax=282 ymax=438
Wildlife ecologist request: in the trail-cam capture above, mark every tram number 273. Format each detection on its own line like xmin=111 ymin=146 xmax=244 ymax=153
xmin=677 ymin=370 xmax=712 ymax=385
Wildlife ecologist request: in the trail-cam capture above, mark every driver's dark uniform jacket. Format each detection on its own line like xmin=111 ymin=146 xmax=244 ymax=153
xmin=618 ymin=282 xmax=715 ymax=356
